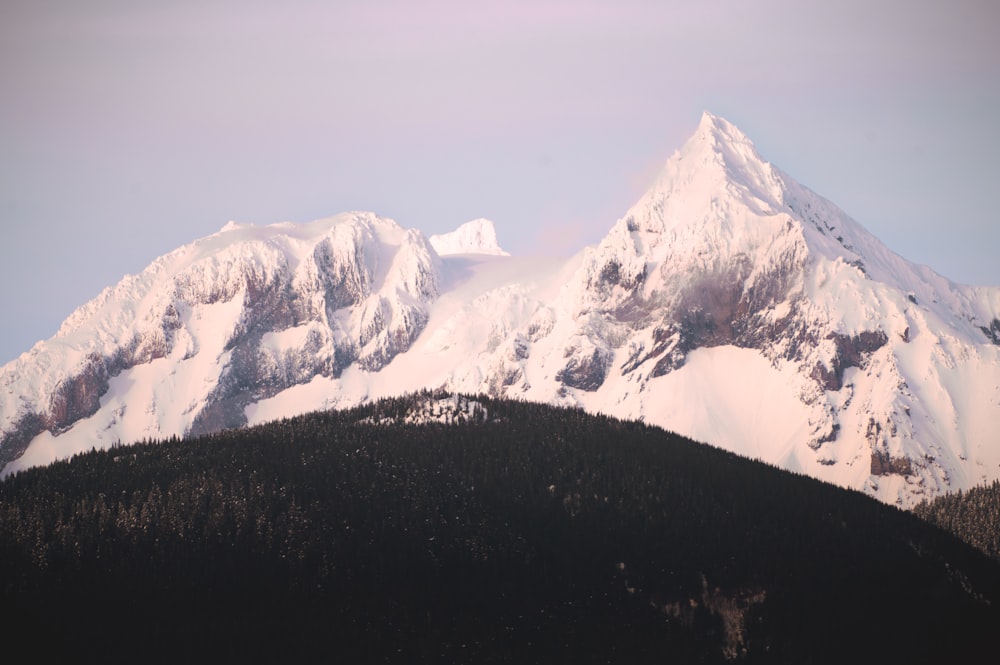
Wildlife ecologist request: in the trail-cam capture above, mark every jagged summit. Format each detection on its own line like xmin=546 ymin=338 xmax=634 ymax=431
xmin=429 ymin=218 xmax=509 ymax=256
xmin=606 ymin=112 xmax=947 ymax=303
xmin=694 ymin=112 xmax=787 ymax=209
xmin=611 ymin=112 xmax=785 ymax=245
xmin=2 ymin=113 xmax=998 ymax=508
xmin=694 ymin=111 xmax=758 ymax=154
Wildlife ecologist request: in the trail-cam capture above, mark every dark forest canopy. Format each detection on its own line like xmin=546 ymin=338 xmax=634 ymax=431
xmin=913 ymin=479 xmax=1000 ymax=561
xmin=1 ymin=393 xmax=997 ymax=664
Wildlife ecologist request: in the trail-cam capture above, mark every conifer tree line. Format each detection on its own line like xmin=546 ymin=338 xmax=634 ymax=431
xmin=913 ymin=480 xmax=1000 ymax=561
xmin=1 ymin=392 xmax=997 ymax=664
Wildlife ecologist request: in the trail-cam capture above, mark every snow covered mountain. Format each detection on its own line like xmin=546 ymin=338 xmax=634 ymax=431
xmin=0 ymin=214 xmax=441 ymax=467
xmin=429 ymin=218 xmax=509 ymax=256
xmin=3 ymin=112 xmax=999 ymax=507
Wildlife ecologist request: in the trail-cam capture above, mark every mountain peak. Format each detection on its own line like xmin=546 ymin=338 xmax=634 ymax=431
xmin=686 ymin=112 xmax=780 ymax=197
xmin=429 ymin=219 xmax=509 ymax=256
xmin=694 ymin=111 xmax=754 ymax=150
xmin=615 ymin=113 xmax=787 ymax=238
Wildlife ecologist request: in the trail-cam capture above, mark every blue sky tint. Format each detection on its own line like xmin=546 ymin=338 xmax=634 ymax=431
xmin=2 ymin=0 xmax=998 ymax=363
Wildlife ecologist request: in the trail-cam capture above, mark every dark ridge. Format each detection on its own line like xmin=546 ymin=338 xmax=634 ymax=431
xmin=1 ymin=394 xmax=996 ymax=664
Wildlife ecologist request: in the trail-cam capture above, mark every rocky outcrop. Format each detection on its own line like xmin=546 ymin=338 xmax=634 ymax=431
xmin=0 ymin=413 xmax=46 ymax=468
xmin=982 ymin=318 xmax=1000 ymax=345
xmin=557 ymin=347 xmax=611 ymax=392
xmin=870 ymin=451 xmax=914 ymax=477
xmin=810 ymin=330 xmax=888 ymax=392
xmin=46 ymin=353 xmax=110 ymax=429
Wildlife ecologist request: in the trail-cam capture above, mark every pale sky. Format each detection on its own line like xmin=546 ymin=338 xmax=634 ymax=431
xmin=2 ymin=0 xmax=998 ymax=364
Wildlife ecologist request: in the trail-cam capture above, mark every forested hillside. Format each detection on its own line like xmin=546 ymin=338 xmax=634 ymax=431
xmin=913 ymin=480 xmax=1000 ymax=561
xmin=1 ymin=394 xmax=997 ymax=664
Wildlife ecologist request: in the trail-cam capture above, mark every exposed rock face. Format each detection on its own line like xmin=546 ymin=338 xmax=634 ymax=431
xmin=982 ymin=318 xmax=1000 ymax=345
xmin=46 ymin=353 xmax=110 ymax=430
xmin=557 ymin=346 xmax=611 ymax=392
xmin=870 ymin=451 xmax=914 ymax=477
xmin=0 ymin=413 xmax=46 ymax=468
xmin=810 ymin=331 xmax=888 ymax=392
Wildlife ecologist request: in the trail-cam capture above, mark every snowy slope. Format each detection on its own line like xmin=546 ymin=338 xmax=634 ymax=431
xmin=3 ymin=113 xmax=999 ymax=507
xmin=429 ymin=218 xmax=509 ymax=256
xmin=547 ymin=113 xmax=1000 ymax=504
xmin=0 ymin=212 xmax=441 ymax=468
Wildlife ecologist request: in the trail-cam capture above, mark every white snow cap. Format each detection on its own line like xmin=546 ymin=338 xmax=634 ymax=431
xmin=686 ymin=111 xmax=783 ymax=204
xmin=429 ymin=219 xmax=509 ymax=256
xmin=695 ymin=110 xmax=753 ymax=146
